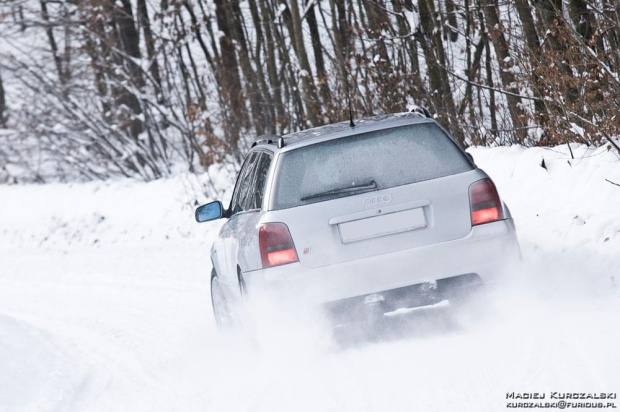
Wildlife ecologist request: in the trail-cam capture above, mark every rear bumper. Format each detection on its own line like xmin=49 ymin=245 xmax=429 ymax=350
xmin=243 ymin=219 xmax=520 ymax=308
xmin=324 ymin=272 xmax=482 ymax=325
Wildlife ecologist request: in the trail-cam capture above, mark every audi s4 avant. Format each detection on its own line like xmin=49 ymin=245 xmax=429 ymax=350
xmin=196 ymin=109 xmax=521 ymax=330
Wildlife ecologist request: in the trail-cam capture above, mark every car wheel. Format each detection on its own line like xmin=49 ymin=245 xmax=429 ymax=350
xmin=211 ymin=272 xmax=235 ymax=330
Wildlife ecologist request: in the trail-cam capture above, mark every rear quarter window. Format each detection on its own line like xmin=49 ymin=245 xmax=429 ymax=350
xmin=271 ymin=123 xmax=473 ymax=209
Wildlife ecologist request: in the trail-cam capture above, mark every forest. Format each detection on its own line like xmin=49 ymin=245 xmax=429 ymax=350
xmin=1 ymin=0 xmax=620 ymax=182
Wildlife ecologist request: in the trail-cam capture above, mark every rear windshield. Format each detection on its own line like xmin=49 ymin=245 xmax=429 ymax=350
xmin=271 ymin=123 xmax=473 ymax=209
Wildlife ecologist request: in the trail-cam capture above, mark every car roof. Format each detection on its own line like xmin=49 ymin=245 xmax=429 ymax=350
xmin=251 ymin=111 xmax=436 ymax=154
xmin=281 ymin=112 xmax=432 ymax=149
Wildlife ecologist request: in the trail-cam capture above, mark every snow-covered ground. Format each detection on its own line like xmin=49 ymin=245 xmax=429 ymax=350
xmin=1 ymin=145 xmax=619 ymax=411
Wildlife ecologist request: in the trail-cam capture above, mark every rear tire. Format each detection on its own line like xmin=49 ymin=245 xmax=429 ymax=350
xmin=211 ymin=272 xmax=236 ymax=330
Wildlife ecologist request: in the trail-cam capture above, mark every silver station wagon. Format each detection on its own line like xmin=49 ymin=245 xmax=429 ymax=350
xmin=196 ymin=110 xmax=521 ymax=329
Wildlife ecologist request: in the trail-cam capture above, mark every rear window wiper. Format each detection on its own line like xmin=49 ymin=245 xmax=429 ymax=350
xmin=300 ymin=180 xmax=377 ymax=201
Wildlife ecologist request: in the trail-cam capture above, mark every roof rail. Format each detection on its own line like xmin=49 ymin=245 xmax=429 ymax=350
xmin=251 ymin=138 xmax=271 ymax=148
xmin=251 ymin=133 xmax=285 ymax=149
xmin=408 ymin=105 xmax=431 ymax=118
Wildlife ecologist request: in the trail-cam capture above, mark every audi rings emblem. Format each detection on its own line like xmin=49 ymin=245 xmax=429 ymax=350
xmin=363 ymin=194 xmax=392 ymax=206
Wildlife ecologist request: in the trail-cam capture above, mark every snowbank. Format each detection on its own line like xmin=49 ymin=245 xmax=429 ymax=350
xmin=0 ymin=169 xmax=232 ymax=248
xmin=1 ymin=144 xmax=618 ymax=254
xmin=469 ymin=144 xmax=620 ymax=256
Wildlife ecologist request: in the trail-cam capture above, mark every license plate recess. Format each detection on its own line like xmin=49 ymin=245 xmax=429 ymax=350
xmin=338 ymin=207 xmax=427 ymax=244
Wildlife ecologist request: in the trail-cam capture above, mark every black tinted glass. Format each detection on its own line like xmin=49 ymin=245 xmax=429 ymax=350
xmin=230 ymin=152 xmax=259 ymax=214
xmin=248 ymin=153 xmax=272 ymax=210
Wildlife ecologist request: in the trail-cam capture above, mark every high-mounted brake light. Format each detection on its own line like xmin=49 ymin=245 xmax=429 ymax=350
xmin=259 ymin=223 xmax=299 ymax=268
xmin=469 ymin=178 xmax=504 ymax=226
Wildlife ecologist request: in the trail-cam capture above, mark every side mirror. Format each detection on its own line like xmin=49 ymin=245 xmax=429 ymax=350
xmin=195 ymin=201 xmax=225 ymax=223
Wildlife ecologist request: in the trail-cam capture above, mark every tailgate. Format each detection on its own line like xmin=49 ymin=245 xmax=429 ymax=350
xmin=264 ymin=169 xmax=482 ymax=269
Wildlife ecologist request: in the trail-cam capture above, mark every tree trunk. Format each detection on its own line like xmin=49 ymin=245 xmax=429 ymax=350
xmin=417 ymin=0 xmax=463 ymax=146
xmin=390 ymin=0 xmax=425 ymax=105
xmin=445 ymin=0 xmax=459 ymax=41
xmin=260 ymin=0 xmax=286 ymax=132
xmin=229 ymin=0 xmax=268 ymax=135
xmin=137 ymin=0 xmax=162 ymax=93
xmin=105 ymin=0 xmax=145 ymax=140
xmin=114 ymin=0 xmax=144 ymax=87
xmin=569 ymin=0 xmax=599 ymax=48
xmin=0 ymin=69 xmax=6 ymax=127
xmin=360 ymin=0 xmax=391 ymax=61
xmin=485 ymin=30 xmax=498 ymax=143
xmin=481 ymin=0 xmax=527 ymax=144
xmin=248 ymin=0 xmax=276 ymax=133
xmin=515 ymin=0 xmax=546 ymax=122
xmin=515 ymin=0 xmax=540 ymax=54
xmin=288 ymin=0 xmax=320 ymax=125
xmin=306 ymin=0 xmax=331 ymax=106
xmin=40 ymin=0 xmax=66 ymax=85
xmin=214 ymin=0 xmax=244 ymax=149
xmin=269 ymin=0 xmax=306 ymax=130
xmin=329 ymin=0 xmax=351 ymax=115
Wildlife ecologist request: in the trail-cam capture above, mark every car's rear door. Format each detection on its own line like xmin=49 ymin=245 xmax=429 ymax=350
xmin=266 ymin=122 xmax=482 ymax=269
xmin=216 ymin=151 xmax=260 ymax=293
xmin=221 ymin=150 xmax=273 ymax=285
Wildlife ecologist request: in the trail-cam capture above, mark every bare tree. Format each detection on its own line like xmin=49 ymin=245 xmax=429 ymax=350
xmin=1 ymin=0 xmax=619 ymax=183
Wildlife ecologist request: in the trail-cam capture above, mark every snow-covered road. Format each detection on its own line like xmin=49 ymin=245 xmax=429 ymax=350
xmin=1 ymin=145 xmax=619 ymax=411
xmin=0 ymin=243 xmax=212 ymax=411
xmin=2 ymin=242 xmax=619 ymax=412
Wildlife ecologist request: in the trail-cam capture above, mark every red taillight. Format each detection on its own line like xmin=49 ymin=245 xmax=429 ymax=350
xmin=469 ymin=178 xmax=504 ymax=226
xmin=259 ymin=223 xmax=299 ymax=268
